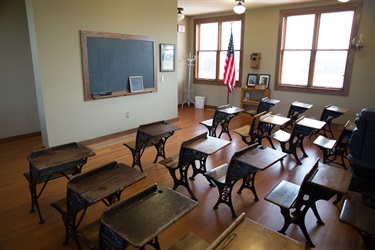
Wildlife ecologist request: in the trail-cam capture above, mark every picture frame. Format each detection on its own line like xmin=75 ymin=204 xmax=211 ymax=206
xmin=246 ymin=74 xmax=258 ymax=87
xmin=160 ymin=43 xmax=175 ymax=72
xmin=258 ymin=74 xmax=270 ymax=88
xmin=129 ymin=76 xmax=144 ymax=92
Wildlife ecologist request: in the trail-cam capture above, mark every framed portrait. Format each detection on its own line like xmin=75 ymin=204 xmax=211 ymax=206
xmin=258 ymin=74 xmax=270 ymax=88
xmin=246 ymin=74 xmax=258 ymax=87
xmin=129 ymin=76 xmax=144 ymax=92
xmin=160 ymin=43 xmax=175 ymax=72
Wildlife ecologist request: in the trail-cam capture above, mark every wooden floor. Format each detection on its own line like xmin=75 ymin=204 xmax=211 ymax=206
xmin=0 ymin=106 xmax=365 ymax=250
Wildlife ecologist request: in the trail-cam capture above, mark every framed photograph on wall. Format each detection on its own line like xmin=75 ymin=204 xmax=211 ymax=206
xmin=246 ymin=74 xmax=258 ymax=87
xmin=258 ymin=74 xmax=270 ymax=88
xmin=160 ymin=43 xmax=175 ymax=72
xmin=129 ymin=76 xmax=144 ymax=92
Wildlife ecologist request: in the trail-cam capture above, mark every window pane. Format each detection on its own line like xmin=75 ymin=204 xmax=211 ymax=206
xmin=200 ymin=23 xmax=218 ymax=50
xmin=197 ymin=52 xmax=217 ymax=79
xmin=313 ymin=51 xmax=347 ymax=88
xmin=285 ymin=15 xmax=315 ymax=49
xmin=219 ymin=51 xmax=240 ymax=81
xmin=221 ymin=21 xmax=242 ymax=50
xmin=318 ymin=11 xmax=354 ymax=49
xmin=281 ymin=51 xmax=311 ymax=86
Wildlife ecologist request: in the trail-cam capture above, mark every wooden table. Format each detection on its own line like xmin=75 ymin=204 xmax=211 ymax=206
xmin=67 ymin=161 xmax=146 ymax=244
xmin=100 ymin=184 xmax=197 ymax=249
xmin=217 ymin=105 xmax=244 ymax=140
xmin=208 ymin=213 xmax=304 ymax=250
xmin=283 ymin=101 xmax=313 ymax=129
xmin=26 ymin=142 xmax=96 ymax=224
xmin=182 ymin=134 xmax=231 ymax=200
xmin=259 ymin=113 xmax=291 ymax=149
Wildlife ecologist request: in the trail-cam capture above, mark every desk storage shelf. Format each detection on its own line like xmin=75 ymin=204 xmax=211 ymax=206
xmin=240 ymin=87 xmax=270 ymax=113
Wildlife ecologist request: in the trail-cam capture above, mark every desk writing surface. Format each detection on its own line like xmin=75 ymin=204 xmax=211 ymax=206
xmin=101 ymin=185 xmax=197 ymax=247
xmin=260 ymin=114 xmax=290 ymax=126
xmin=309 ymin=163 xmax=352 ymax=194
xmin=214 ymin=218 xmax=304 ymax=250
xmin=184 ymin=136 xmax=230 ymax=155
xmin=265 ymin=98 xmax=281 ymax=105
xmin=292 ymin=101 xmax=313 ymax=109
xmin=297 ymin=117 xmax=326 ymax=130
xmin=28 ymin=142 xmax=95 ymax=175
xmin=138 ymin=121 xmax=181 ymax=136
xmin=68 ymin=163 xmax=146 ymax=203
xmin=218 ymin=106 xmax=244 ymax=115
xmin=326 ymin=105 xmax=349 ymax=114
xmin=234 ymin=145 xmax=287 ymax=170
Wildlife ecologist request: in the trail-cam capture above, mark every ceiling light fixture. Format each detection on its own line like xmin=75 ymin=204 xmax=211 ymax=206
xmin=233 ymin=0 xmax=246 ymax=14
xmin=338 ymin=0 xmax=350 ymax=2
xmin=177 ymin=7 xmax=185 ymax=20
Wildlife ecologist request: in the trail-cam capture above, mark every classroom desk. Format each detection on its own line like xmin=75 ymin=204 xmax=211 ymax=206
xmin=99 ymin=184 xmax=197 ymax=249
xmin=311 ymin=105 xmax=349 ymax=138
xmin=182 ymin=134 xmax=231 ymax=200
xmin=66 ymin=161 xmax=146 ymax=245
xmin=233 ymin=144 xmax=287 ymax=201
xmin=283 ymin=101 xmax=313 ymax=130
xmin=259 ymin=113 xmax=291 ymax=149
xmin=243 ymin=98 xmax=280 ymax=116
xmin=217 ymin=105 xmax=244 ymax=140
xmin=208 ymin=213 xmax=304 ymax=250
xmin=26 ymin=142 xmax=95 ymax=224
xmin=137 ymin=121 xmax=181 ymax=162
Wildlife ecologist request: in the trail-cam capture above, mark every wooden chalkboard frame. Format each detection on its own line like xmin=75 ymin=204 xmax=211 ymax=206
xmin=80 ymin=30 xmax=157 ymax=101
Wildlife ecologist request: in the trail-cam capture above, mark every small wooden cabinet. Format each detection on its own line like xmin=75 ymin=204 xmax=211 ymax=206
xmin=240 ymin=87 xmax=270 ymax=113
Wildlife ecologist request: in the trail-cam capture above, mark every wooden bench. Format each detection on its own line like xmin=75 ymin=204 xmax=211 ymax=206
xmin=313 ymin=120 xmax=355 ymax=169
xmin=234 ymin=111 xmax=266 ymax=146
xmin=168 ymin=232 xmax=209 ymax=250
xmin=264 ymin=158 xmax=322 ymax=247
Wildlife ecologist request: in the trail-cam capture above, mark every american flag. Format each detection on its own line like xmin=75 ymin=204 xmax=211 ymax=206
xmin=223 ymin=31 xmax=236 ymax=93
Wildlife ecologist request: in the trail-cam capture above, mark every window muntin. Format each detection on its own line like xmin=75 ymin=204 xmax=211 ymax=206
xmin=276 ymin=3 xmax=362 ymax=96
xmin=194 ymin=16 xmax=244 ymax=85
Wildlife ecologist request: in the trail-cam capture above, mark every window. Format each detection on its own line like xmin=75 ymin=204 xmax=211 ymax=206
xmin=194 ymin=15 xmax=244 ymax=86
xmin=275 ymin=2 xmax=362 ymax=96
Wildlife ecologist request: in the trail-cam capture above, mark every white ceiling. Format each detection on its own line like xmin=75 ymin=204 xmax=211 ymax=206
xmin=178 ymin=0 xmax=333 ymax=16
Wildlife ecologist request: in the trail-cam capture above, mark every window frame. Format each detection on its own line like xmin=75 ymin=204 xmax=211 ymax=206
xmin=193 ymin=15 xmax=245 ymax=87
xmin=275 ymin=2 xmax=362 ymax=96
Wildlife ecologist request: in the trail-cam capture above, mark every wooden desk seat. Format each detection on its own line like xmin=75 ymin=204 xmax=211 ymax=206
xmin=271 ymin=116 xmax=309 ymax=165
xmin=205 ymin=145 xmax=262 ymax=218
xmin=339 ymin=199 xmax=375 ymax=250
xmin=234 ymin=111 xmax=266 ymax=146
xmin=76 ymin=220 xmax=100 ymax=250
xmin=168 ymin=232 xmax=209 ymax=250
xmin=313 ymin=120 xmax=355 ymax=169
xmin=50 ymin=198 xmax=70 ymax=244
xmin=265 ymin=158 xmax=323 ymax=247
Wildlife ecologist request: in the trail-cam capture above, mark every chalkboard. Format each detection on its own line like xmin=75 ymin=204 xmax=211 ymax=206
xmin=80 ymin=30 xmax=157 ymax=101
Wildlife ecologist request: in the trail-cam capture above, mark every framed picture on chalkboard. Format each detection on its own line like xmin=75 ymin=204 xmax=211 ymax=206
xmin=129 ymin=76 xmax=144 ymax=92
xmin=160 ymin=43 xmax=175 ymax=72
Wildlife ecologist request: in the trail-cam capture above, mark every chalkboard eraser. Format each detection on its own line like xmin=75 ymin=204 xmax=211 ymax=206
xmin=99 ymin=91 xmax=112 ymax=96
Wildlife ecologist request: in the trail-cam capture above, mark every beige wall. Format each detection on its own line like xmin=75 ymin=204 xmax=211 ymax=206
xmin=25 ymin=0 xmax=179 ymax=146
xmin=189 ymin=0 xmax=375 ymax=124
xmin=0 ymin=0 xmax=40 ymax=139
